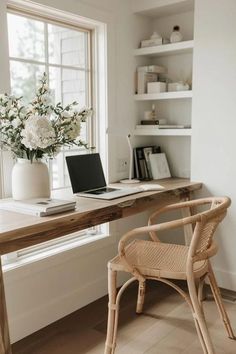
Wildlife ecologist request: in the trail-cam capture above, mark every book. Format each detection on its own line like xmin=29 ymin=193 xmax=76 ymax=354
xmin=134 ymin=146 xmax=161 ymax=180
xmin=0 ymin=198 xmax=76 ymax=217
xmin=135 ymin=147 xmax=149 ymax=180
xmin=149 ymin=153 xmax=171 ymax=179
xmin=133 ymin=149 xmax=139 ymax=179
xmin=143 ymin=147 xmax=154 ymax=179
xmin=140 ymin=120 xmax=159 ymax=125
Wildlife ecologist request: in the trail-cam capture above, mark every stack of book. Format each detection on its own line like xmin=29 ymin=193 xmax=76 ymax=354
xmin=134 ymin=145 xmax=161 ymax=180
xmin=137 ymin=65 xmax=166 ymax=94
xmin=0 ymin=198 xmax=76 ymax=217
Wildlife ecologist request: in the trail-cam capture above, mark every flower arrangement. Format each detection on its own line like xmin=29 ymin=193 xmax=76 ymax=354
xmin=0 ymin=73 xmax=92 ymax=162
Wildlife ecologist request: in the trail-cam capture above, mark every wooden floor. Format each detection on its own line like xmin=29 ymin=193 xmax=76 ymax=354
xmin=12 ymin=281 xmax=236 ymax=354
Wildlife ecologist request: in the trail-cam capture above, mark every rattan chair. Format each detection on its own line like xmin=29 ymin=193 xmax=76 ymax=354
xmin=104 ymin=197 xmax=235 ymax=354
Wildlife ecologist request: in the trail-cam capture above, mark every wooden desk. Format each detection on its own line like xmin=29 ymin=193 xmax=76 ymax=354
xmin=0 ymin=178 xmax=202 ymax=354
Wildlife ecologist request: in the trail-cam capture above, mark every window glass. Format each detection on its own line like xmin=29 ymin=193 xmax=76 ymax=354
xmin=8 ymin=13 xmax=45 ymax=61
xmin=10 ymin=61 xmax=45 ymax=103
xmin=48 ymin=24 xmax=87 ymax=68
xmin=7 ymin=12 xmax=92 ymax=189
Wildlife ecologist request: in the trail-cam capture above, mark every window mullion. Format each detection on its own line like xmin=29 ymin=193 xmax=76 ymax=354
xmin=44 ymin=22 xmax=49 ymax=78
xmin=10 ymin=56 xmax=87 ymax=71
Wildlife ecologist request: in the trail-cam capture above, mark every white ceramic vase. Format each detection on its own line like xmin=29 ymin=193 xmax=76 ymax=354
xmin=170 ymin=26 xmax=183 ymax=43
xmin=12 ymin=158 xmax=50 ymax=200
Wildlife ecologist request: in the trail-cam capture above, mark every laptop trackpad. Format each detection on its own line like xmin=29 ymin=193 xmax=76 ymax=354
xmin=88 ymin=187 xmax=117 ymax=195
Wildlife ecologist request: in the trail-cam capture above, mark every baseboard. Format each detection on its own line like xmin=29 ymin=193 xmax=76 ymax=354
xmin=9 ymin=275 xmax=108 ymax=343
xmin=213 ymin=268 xmax=236 ymax=292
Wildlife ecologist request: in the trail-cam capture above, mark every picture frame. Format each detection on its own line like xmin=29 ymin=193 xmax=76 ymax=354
xmin=149 ymin=153 xmax=171 ymax=179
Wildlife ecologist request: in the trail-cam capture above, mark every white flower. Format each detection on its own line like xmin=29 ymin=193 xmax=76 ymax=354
xmin=0 ymin=107 xmax=6 ymax=115
xmin=21 ymin=115 xmax=56 ymax=150
xmin=40 ymin=93 xmax=51 ymax=105
xmin=1 ymin=119 xmax=11 ymax=127
xmin=62 ymin=110 xmax=73 ymax=118
xmin=65 ymin=120 xmax=81 ymax=140
xmin=8 ymin=108 xmax=18 ymax=117
xmin=12 ymin=117 xmax=22 ymax=128
xmin=0 ymin=74 xmax=91 ymax=159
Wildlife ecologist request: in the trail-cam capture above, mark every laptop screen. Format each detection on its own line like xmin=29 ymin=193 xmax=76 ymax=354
xmin=66 ymin=153 xmax=107 ymax=193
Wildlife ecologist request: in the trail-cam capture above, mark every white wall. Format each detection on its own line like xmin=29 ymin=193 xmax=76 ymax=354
xmin=4 ymin=0 xmax=236 ymax=343
xmin=2 ymin=0 xmax=152 ymax=343
xmin=192 ymin=0 xmax=236 ymax=290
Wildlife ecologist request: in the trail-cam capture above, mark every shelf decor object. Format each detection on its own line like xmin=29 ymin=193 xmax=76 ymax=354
xmin=0 ymin=73 xmax=92 ymax=200
xmin=170 ymin=25 xmax=183 ymax=43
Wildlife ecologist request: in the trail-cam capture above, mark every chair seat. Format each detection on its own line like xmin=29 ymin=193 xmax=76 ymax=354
xmin=109 ymin=240 xmax=208 ymax=280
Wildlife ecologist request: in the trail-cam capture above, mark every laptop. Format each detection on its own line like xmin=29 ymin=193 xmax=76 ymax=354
xmin=66 ymin=153 xmax=141 ymax=200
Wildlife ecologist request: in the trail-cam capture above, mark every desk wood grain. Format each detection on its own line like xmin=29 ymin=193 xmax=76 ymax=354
xmin=0 ymin=178 xmax=201 ymax=255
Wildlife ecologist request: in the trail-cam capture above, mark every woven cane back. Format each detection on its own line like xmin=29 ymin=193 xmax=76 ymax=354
xmin=189 ymin=198 xmax=230 ymax=261
xmin=195 ymin=213 xmax=226 ymax=255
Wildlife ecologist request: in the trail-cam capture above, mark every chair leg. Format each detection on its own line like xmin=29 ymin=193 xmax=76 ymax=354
xmin=104 ymin=269 xmax=118 ymax=354
xmin=136 ymin=280 xmax=146 ymax=314
xmin=188 ymin=276 xmax=215 ymax=354
xmin=198 ymin=277 xmax=207 ymax=303
xmin=208 ymin=263 xmax=235 ymax=340
xmin=192 ymin=317 xmax=208 ymax=354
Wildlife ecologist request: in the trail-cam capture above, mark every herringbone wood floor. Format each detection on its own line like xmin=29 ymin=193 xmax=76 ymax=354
xmin=13 ymin=281 xmax=236 ymax=354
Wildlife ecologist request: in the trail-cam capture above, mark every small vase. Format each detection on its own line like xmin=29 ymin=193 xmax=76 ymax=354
xmin=12 ymin=158 xmax=50 ymax=200
xmin=170 ymin=25 xmax=183 ymax=43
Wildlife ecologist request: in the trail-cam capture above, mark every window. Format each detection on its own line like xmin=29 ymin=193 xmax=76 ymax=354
xmin=7 ymin=10 xmax=92 ymax=189
xmin=1 ymin=5 xmax=108 ymax=266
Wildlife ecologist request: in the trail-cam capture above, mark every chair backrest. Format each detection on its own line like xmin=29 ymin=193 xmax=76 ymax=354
xmin=189 ymin=197 xmax=231 ymax=262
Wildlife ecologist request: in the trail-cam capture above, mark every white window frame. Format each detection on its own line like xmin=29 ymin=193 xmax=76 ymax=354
xmin=1 ymin=0 xmax=109 ymax=267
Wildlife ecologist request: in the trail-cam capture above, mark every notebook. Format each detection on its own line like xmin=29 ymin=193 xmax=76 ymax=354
xmin=66 ymin=153 xmax=142 ymax=200
xmin=0 ymin=198 xmax=76 ymax=216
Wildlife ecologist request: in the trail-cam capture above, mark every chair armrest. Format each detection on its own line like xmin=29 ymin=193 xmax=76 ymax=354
xmin=148 ymin=197 xmax=225 ymax=242
xmin=149 ymin=197 xmax=230 ymax=224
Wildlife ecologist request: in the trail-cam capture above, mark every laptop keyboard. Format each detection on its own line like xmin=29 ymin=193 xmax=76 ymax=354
xmin=87 ymin=187 xmax=117 ymax=195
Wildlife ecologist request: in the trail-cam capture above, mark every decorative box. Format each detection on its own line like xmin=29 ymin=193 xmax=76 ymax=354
xmin=147 ymin=82 xmax=167 ymax=94
xmin=168 ymin=82 xmax=190 ymax=92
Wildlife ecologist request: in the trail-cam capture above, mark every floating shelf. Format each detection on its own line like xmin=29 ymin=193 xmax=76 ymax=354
xmin=134 ymin=40 xmax=194 ymax=57
xmin=134 ymin=90 xmax=193 ymax=101
xmin=134 ymin=128 xmax=192 ymax=137
xmin=133 ymin=0 xmax=194 ymax=18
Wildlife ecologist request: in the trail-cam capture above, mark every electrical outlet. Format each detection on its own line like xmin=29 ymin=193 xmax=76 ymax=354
xmin=117 ymin=158 xmax=129 ymax=172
